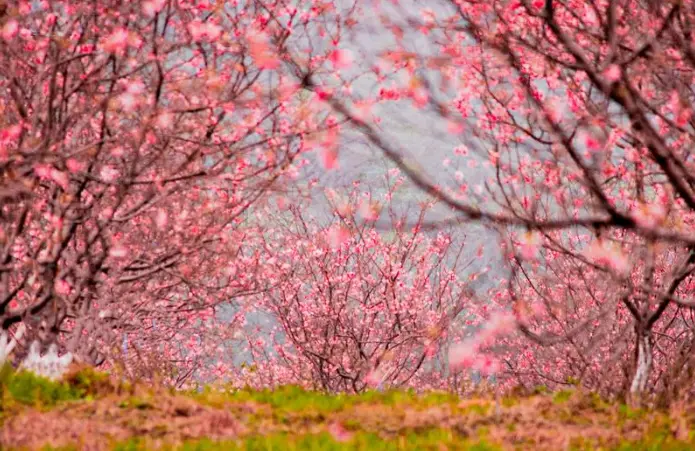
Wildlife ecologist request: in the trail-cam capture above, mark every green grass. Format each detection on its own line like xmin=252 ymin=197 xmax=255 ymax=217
xmin=614 ymin=434 xmax=692 ymax=451
xmin=113 ymin=431 xmax=499 ymax=451
xmin=192 ymin=385 xmax=460 ymax=415
xmin=552 ymin=389 xmax=574 ymax=405
xmin=618 ymin=403 xmax=648 ymax=421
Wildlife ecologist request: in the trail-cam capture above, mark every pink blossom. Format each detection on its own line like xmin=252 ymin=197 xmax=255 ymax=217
xmin=99 ymin=207 xmax=114 ymax=221
xmin=475 ymin=355 xmax=500 ymax=376
xmin=19 ymin=28 xmax=31 ymax=41
xmin=315 ymin=87 xmax=333 ymax=101
xmin=100 ymin=166 xmax=119 ymax=182
xmin=327 ymin=225 xmax=350 ymax=249
xmin=487 ymin=311 xmax=517 ymax=335
xmin=328 ymin=49 xmax=353 ymax=69
xmin=583 ymin=132 xmax=602 ymax=151
xmin=358 ymin=200 xmax=380 ymax=222
xmin=584 ymin=240 xmax=630 ymax=276
xmin=188 ymin=20 xmax=221 ymax=42
xmin=54 ymin=279 xmax=71 ymax=296
xmin=128 ymin=33 xmax=143 ymax=49
xmin=119 ymin=93 xmax=138 ymax=111
xmin=110 ymin=245 xmax=128 ymax=258
xmin=78 ymin=44 xmax=94 ymax=54
xmin=1 ymin=124 xmax=22 ymax=142
xmin=519 ymin=231 xmax=541 ymax=260
xmin=2 ymin=20 xmax=18 ymax=41
xmin=603 ymin=64 xmax=621 ymax=82
xmin=49 ymin=169 xmax=70 ymax=190
xmin=155 ymin=209 xmax=168 ymax=230
xmin=364 ymin=367 xmax=385 ymax=387
xmin=336 ymin=200 xmax=353 ymax=217
xmin=248 ymin=32 xmax=280 ymax=70
xmin=478 ymin=311 xmax=517 ymax=345
xmin=669 ymin=91 xmax=692 ymax=127
xmin=411 ymin=87 xmax=428 ymax=108
xmin=447 ymin=120 xmax=464 ymax=134
xmin=156 ymin=112 xmax=174 ymax=129
xmin=448 ymin=340 xmax=478 ymax=370
xmin=353 ymin=101 xmax=374 ymax=123
xmin=424 ymin=343 xmax=437 ymax=357
xmin=632 ymin=203 xmax=666 ymax=229
xmin=34 ymin=164 xmax=52 ymax=179
xmin=102 ymin=28 xmax=130 ymax=54
xmin=454 ymin=145 xmax=469 ymax=156
xmin=545 ymin=98 xmax=565 ymax=123
xmin=677 ymin=108 xmax=692 ymax=127
xmin=421 ymin=8 xmax=436 ymax=25
xmin=328 ymin=423 xmax=353 ymax=443
xmin=321 ymin=147 xmax=338 ymax=170
xmin=143 ymin=0 xmax=167 ymax=16
xmin=111 ymin=146 xmax=125 ymax=157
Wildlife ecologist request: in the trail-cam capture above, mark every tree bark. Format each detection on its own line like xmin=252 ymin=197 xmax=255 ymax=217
xmin=629 ymin=329 xmax=653 ymax=405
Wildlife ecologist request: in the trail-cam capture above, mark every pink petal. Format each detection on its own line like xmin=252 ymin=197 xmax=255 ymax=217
xmin=320 ymin=148 xmax=338 ymax=170
xmin=475 ymin=355 xmax=500 ymax=376
xmin=603 ymin=64 xmax=621 ymax=82
xmin=34 ymin=164 xmax=51 ymax=179
xmin=584 ymin=133 xmax=602 ymax=151
xmin=448 ymin=340 xmax=478 ymax=370
xmin=358 ymin=200 xmax=380 ymax=221
xmin=143 ymin=0 xmax=166 ymax=16
xmin=327 ymin=225 xmax=350 ymax=249
xmin=2 ymin=20 xmax=18 ymax=41
xmin=328 ymin=49 xmax=353 ymax=69
xmin=249 ymin=32 xmax=280 ymax=70
xmin=66 ymin=159 xmax=84 ymax=173
xmin=447 ymin=121 xmax=464 ymax=134
xmin=54 ymin=279 xmax=71 ymax=296
xmin=155 ymin=209 xmax=168 ymax=229
xmin=328 ymin=423 xmax=353 ymax=443
xmin=50 ymin=169 xmax=70 ymax=190
xmin=103 ymin=28 xmax=129 ymax=53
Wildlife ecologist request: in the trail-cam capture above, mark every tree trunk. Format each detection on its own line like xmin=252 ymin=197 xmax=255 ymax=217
xmin=629 ymin=330 xmax=653 ymax=405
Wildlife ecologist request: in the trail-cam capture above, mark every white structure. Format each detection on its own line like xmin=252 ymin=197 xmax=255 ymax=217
xmin=1 ymin=325 xmax=73 ymax=381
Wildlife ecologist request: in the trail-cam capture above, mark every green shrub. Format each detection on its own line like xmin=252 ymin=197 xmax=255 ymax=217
xmin=1 ymin=363 xmax=83 ymax=407
xmin=552 ymin=389 xmax=574 ymax=405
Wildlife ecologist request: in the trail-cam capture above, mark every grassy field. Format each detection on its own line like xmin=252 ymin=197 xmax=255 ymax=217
xmin=1 ymin=365 xmax=695 ymax=450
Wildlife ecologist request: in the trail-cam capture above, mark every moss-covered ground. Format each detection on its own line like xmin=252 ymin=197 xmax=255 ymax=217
xmin=2 ymin=365 xmax=695 ymax=450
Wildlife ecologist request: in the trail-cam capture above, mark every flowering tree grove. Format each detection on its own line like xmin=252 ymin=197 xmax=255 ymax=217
xmin=0 ymin=0 xmax=356 ymax=384
xmin=304 ymin=0 xmax=695 ymax=403
xmin=232 ymin=185 xmax=482 ymax=393
xmin=3 ymin=0 xmax=695 ymax=406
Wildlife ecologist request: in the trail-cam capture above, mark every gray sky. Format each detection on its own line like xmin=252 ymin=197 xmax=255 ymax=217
xmin=296 ymin=0 xmax=502 ymax=280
